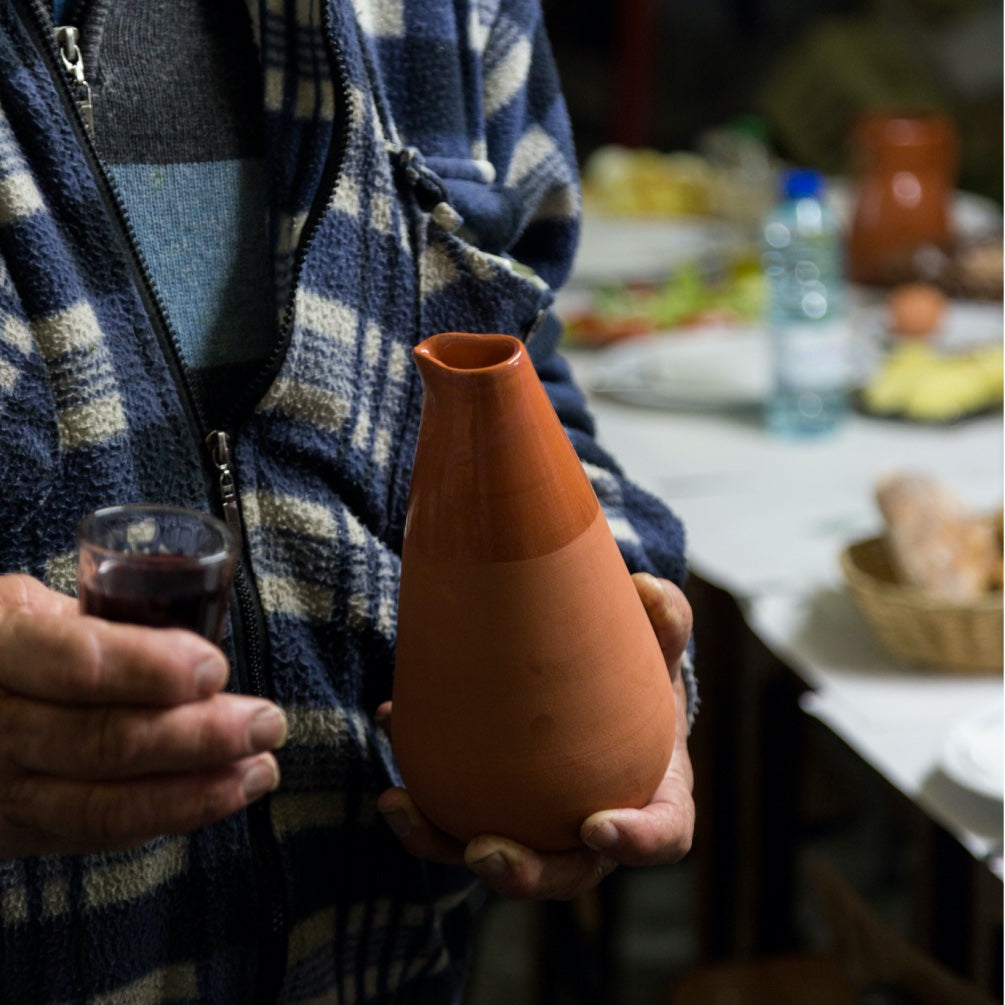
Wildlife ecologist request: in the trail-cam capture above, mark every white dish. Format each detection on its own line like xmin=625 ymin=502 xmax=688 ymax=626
xmin=570 ymin=213 xmax=744 ymax=286
xmin=591 ymin=326 xmax=772 ymax=410
xmin=940 ymin=702 xmax=1004 ymax=801
xmin=572 ymin=188 xmax=1000 ymax=289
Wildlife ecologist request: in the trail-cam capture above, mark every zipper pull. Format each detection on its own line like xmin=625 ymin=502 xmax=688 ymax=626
xmin=206 ymin=430 xmax=242 ymax=537
xmin=55 ymin=25 xmax=95 ymax=134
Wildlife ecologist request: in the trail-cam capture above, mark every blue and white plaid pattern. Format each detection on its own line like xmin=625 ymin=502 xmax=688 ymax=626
xmin=0 ymin=0 xmax=689 ymax=1001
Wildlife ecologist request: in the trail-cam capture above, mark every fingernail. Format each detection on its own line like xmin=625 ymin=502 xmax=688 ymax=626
xmin=379 ymin=807 xmax=412 ymax=839
xmin=584 ymin=820 xmax=620 ymax=851
xmin=242 ymin=759 xmax=279 ymax=801
xmin=248 ymin=706 xmax=288 ymax=752
xmin=194 ymin=655 xmax=228 ymax=696
xmin=468 ymin=851 xmax=509 ymax=880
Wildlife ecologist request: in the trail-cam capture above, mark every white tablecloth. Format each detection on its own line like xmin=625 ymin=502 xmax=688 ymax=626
xmin=747 ymin=590 xmax=1003 ymax=874
xmin=566 ymin=344 xmax=1004 ymax=870
xmin=571 ymin=346 xmax=1002 ymax=596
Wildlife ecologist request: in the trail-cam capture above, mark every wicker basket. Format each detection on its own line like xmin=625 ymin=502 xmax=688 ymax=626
xmin=840 ymin=536 xmax=1004 ymax=674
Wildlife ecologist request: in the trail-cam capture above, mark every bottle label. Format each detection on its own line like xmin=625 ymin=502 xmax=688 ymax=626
xmin=774 ymin=320 xmax=849 ymax=391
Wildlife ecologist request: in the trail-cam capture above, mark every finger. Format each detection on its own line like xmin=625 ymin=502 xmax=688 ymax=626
xmin=0 ymin=608 xmax=230 ymax=705
xmin=0 ymin=693 xmax=288 ymax=779
xmin=581 ymin=667 xmax=696 ymax=868
xmin=631 ymin=572 xmax=693 ymax=662
xmin=0 ymin=753 xmax=280 ymax=857
xmin=376 ymin=787 xmax=466 ymax=866
xmin=580 ymin=768 xmax=696 ymax=868
xmin=375 ymin=701 xmax=392 ymax=737
xmin=464 ymin=835 xmax=617 ymax=901
xmin=0 ymin=574 xmax=78 ymax=617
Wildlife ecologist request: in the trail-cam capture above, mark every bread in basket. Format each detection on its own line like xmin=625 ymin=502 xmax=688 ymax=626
xmin=841 ymin=535 xmax=1002 ymax=673
xmin=842 ymin=474 xmax=1003 ymax=673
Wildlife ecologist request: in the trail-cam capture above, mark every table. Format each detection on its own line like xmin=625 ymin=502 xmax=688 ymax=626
xmin=564 ymin=342 xmax=1004 ymax=988
xmin=568 ymin=346 xmax=1002 ymax=597
xmin=749 ymin=592 xmax=1003 ymax=872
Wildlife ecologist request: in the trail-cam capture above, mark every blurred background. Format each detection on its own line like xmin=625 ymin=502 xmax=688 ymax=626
xmin=462 ymin=3 xmax=1003 ymax=1004
xmin=543 ymin=0 xmax=1001 ymax=203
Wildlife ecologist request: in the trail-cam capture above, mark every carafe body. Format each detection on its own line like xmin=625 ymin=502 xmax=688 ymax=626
xmin=392 ymin=332 xmax=676 ymax=851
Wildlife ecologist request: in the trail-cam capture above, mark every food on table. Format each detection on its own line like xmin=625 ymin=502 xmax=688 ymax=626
xmin=580 ymin=145 xmax=717 ymax=217
xmin=579 ymin=140 xmax=777 ymax=228
xmin=988 ymin=508 xmax=1004 ymax=590
xmin=947 ymin=237 xmax=1003 ymax=301
xmin=860 ymin=341 xmax=1003 ymax=421
xmin=869 ymin=236 xmax=1004 ymax=301
xmin=560 ymin=262 xmax=766 ymax=347
xmin=875 ymin=473 xmax=1002 ymax=601
xmin=887 ymin=282 xmax=947 ymax=337
xmin=560 ymin=310 xmax=653 ymax=346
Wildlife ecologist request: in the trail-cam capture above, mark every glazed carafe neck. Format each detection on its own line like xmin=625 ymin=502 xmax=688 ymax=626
xmin=408 ymin=332 xmax=597 ymax=563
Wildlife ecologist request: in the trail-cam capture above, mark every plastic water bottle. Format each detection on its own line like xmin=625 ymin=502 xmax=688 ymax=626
xmin=762 ymin=168 xmax=849 ymax=435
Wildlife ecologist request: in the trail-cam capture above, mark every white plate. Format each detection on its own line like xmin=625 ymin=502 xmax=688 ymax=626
xmin=591 ymin=326 xmax=772 ymax=410
xmin=570 ymin=213 xmax=745 ymax=286
xmin=940 ymin=702 xmax=1004 ymax=801
xmin=572 ymin=188 xmax=1000 ymax=288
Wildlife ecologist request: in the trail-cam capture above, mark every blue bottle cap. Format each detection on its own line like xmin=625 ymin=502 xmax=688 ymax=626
xmin=782 ymin=168 xmax=823 ymax=199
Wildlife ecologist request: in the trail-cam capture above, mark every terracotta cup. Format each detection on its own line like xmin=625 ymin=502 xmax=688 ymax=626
xmin=847 ymin=112 xmax=958 ymax=286
xmin=391 ymin=332 xmax=676 ymax=851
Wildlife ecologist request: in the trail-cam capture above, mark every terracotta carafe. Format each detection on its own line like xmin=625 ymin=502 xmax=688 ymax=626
xmin=392 ymin=332 xmax=675 ymax=851
xmin=847 ymin=113 xmax=957 ymax=285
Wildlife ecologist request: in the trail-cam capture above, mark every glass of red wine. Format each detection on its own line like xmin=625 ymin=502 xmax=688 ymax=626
xmin=76 ymin=504 xmax=239 ymax=644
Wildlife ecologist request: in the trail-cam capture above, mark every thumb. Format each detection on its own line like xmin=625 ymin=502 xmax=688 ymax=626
xmin=631 ymin=572 xmax=693 ymax=661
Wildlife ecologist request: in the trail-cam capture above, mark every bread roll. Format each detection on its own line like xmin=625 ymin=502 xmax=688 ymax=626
xmin=875 ymin=474 xmax=999 ymax=600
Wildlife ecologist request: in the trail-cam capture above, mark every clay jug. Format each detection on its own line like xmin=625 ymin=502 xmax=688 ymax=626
xmin=391 ymin=332 xmax=676 ymax=851
xmin=847 ymin=113 xmax=957 ymax=286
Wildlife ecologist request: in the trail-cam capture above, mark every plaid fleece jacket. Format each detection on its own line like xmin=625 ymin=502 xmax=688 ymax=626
xmin=0 ymin=0 xmax=691 ymax=1001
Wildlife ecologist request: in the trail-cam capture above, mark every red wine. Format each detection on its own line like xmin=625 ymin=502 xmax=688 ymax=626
xmin=78 ymin=554 xmax=231 ymax=641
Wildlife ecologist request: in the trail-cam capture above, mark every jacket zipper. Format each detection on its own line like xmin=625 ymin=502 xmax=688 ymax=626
xmin=34 ymin=4 xmax=280 ymax=703
xmin=54 ymin=24 xmax=93 ymax=132
xmin=227 ymin=8 xmax=354 ymax=993
xmin=207 ymin=430 xmax=242 ymax=535
xmin=13 ymin=1 xmax=356 ymax=1000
